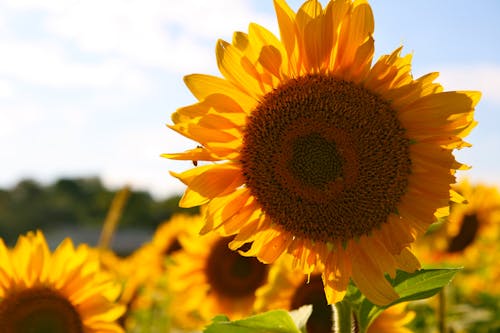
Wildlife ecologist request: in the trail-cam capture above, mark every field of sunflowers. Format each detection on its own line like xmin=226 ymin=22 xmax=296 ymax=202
xmin=1 ymin=0 xmax=499 ymax=332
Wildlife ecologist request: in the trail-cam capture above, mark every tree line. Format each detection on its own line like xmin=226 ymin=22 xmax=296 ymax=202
xmin=0 ymin=177 xmax=198 ymax=245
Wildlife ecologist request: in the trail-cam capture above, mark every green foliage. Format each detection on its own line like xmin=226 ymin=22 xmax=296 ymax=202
xmin=0 ymin=177 xmax=197 ymax=245
xmin=349 ymin=268 xmax=460 ymax=332
xmin=204 ymin=310 xmax=302 ymax=333
xmin=409 ymin=287 xmax=500 ymax=333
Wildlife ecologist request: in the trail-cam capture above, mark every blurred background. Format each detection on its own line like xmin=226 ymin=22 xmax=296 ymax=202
xmin=1 ymin=0 xmax=499 ymax=248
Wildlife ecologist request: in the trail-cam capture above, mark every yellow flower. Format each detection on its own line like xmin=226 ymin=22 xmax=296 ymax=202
xmin=367 ymin=303 xmax=415 ymax=333
xmin=0 ymin=231 xmax=125 ymax=333
xmin=168 ymin=231 xmax=270 ymax=330
xmin=96 ymin=214 xmax=204 ymax=330
xmin=165 ymin=0 xmax=479 ymax=305
xmin=151 ymin=213 xmax=204 ymax=257
xmin=414 ymin=180 xmax=500 ymax=296
xmin=417 ymin=180 xmax=500 ymax=261
xmin=445 ymin=180 xmax=500 ymax=255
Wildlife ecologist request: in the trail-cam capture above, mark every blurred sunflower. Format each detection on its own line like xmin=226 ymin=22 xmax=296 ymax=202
xmin=255 ymin=257 xmax=333 ymax=333
xmin=434 ymin=180 xmax=499 ymax=258
xmin=414 ymin=180 xmax=500 ymax=295
xmin=0 ymin=231 xmax=124 ymax=333
xmin=96 ymin=245 xmax=164 ymax=329
xmin=151 ymin=213 xmax=204 ymax=259
xmin=367 ymin=303 xmax=415 ymax=333
xmin=165 ymin=0 xmax=479 ymax=305
xmin=96 ymin=214 xmax=204 ymax=330
xmin=169 ymin=232 xmax=270 ymax=330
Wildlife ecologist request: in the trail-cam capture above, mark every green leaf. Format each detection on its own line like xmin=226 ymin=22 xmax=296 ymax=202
xmin=357 ymin=268 xmax=460 ymax=332
xmin=203 ymin=310 xmax=302 ymax=333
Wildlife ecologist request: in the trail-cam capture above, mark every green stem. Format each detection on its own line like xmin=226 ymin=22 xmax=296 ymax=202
xmin=438 ymin=288 xmax=447 ymax=333
xmin=334 ymin=301 xmax=352 ymax=333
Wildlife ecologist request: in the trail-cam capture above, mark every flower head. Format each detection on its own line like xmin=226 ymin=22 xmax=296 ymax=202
xmin=168 ymin=228 xmax=270 ymax=329
xmin=165 ymin=0 xmax=479 ymax=305
xmin=0 ymin=231 xmax=124 ymax=333
xmin=414 ymin=180 xmax=500 ymax=296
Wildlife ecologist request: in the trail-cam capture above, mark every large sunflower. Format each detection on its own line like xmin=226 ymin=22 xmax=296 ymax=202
xmin=164 ymin=0 xmax=479 ymax=305
xmin=0 ymin=231 xmax=125 ymax=333
xmin=168 ymin=231 xmax=270 ymax=330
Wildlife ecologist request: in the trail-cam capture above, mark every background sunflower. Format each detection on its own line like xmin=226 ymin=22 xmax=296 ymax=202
xmin=168 ymin=229 xmax=270 ymax=330
xmin=0 ymin=230 xmax=124 ymax=333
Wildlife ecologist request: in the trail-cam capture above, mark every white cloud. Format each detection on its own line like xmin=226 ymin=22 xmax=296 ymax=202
xmin=0 ymin=79 xmax=14 ymax=98
xmin=0 ymin=103 xmax=42 ymax=138
xmin=0 ymin=39 xmax=153 ymax=92
xmin=3 ymin=0 xmax=275 ymax=74
xmin=435 ymin=64 xmax=500 ymax=106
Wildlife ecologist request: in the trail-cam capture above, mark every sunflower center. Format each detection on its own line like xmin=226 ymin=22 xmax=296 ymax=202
xmin=0 ymin=287 xmax=83 ymax=333
xmin=289 ymin=133 xmax=343 ymax=188
xmin=447 ymin=214 xmax=479 ymax=253
xmin=241 ymin=74 xmax=411 ymax=242
xmin=290 ymin=275 xmax=333 ymax=333
xmin=206 ymin=238 xmax=268 ymax=298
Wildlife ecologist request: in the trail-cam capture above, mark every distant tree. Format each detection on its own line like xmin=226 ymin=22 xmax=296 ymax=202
xmin=0 ymin=177 xmax=197 ymax=245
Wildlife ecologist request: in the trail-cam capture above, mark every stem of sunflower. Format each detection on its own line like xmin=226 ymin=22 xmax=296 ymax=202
xmin=98 ymin=186 xmax=130 ymax=251
xmin=438 ymin=288 xmax=447 ymax=333
xmin=334 ymin=300 xmax=353 ymax=333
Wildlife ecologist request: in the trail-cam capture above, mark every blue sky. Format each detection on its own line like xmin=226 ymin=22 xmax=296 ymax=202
xmin=1 ymin=0 xmax=499 ymax=198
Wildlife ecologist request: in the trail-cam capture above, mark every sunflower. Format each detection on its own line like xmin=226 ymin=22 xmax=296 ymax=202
xmin=164 ymin=0 xmax=479 ymax=305
xmin=95 ymin=214 xmax=204 ymax=330
xmin=0 ymin=230 xmax=125 ymax=333
xmin=168 ymin=231 xmax=270 ymax=330
xmin=414 ymin=180 xmax=500 ymax=296
xmin=366 ymin=303 xmax=415 ymax=333
xmin=440 ymin=180 xmax=498 ymax=256
xmin=415 ymin=180 xmax=500 ymax=261
xmin=151 ymin=213 xmax=204 ymax=258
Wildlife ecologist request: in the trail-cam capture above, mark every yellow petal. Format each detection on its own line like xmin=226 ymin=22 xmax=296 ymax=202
xmin=273 ymin=0 xmax=299 ymax=72
xmin=336 ymin=0 xmax=374 ymax=72
xmin=203 ymin=188 xmax=253 ymax=234
xmin=351 ymin=245 xmax=399 ymax=306
xmin=184 ymin=74 xmax=256 ymax=108
xmin=161 ymin=147 xmax=220 ymax=162
xmin=216 ymin=39 xmax=263 ymax=97
xmin=172 ymin=163 xmax=244 ymax=208
xmin=249 ymin=23 xmax=288 ymax=79
xmin=394 ymin=248 xmax=420 ymax=273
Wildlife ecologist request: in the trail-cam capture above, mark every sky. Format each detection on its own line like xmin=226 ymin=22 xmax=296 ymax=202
xmin=1 ymin=0 xmax=499 ymax=199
